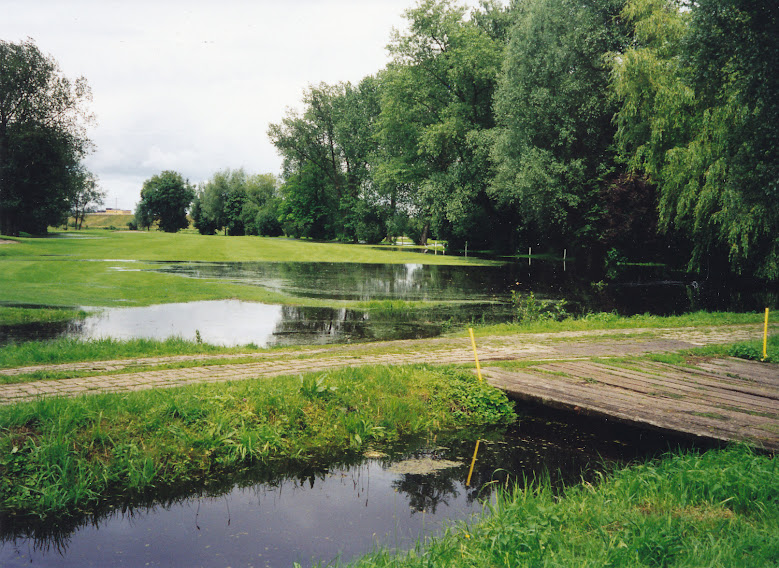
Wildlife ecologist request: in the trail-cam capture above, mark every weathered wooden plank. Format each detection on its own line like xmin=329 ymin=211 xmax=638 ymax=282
xmin=544 ymin=362 xmax=778 ymax=415
xmin=483 ymin=362 xmax=779 ymax=452
xmin=640 ymin=363 xmax=778 ymax=398
xmin=696 ymin=359 xmax=779 ymax=385
xmin=644 ymin=362 xmax=779 ymax=397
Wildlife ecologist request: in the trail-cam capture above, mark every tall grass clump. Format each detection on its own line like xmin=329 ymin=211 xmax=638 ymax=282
xmin=348 ymin=446 xmax=778 ymax=567
xmin=0 ymin=365 xmax=514 ymax=519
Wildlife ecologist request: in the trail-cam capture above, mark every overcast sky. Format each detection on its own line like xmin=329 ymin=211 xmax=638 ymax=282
xmin=3 ymin=0 xmax=483 ymax=210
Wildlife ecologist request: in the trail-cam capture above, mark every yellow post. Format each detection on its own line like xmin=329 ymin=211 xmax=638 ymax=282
xmin=466 ymin=439 xmax=480 ymax=487
xmin=763 ymin=308 xmax=770 ymax=361
xmin=468 ymin=327 xmax=483 ymax=382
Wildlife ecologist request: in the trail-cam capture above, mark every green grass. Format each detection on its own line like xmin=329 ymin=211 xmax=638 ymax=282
xmin=0 ymin=365 xmax=515 ymax=519
xmin=468 ymin=310 xmax=770 ymax=336
xmin=0 ymin=307 xmax=88 ymax=326
xmin=346 ymin=445 xmax=778 ymax=567
xmin=0 ymin=336 xmax=271 ymax=370
xmin=0 ymin=229 xmax=491 ymax=265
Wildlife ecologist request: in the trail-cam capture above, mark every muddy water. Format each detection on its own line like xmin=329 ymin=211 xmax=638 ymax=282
xmin=0 ymin=407 xmax=704 ymax=568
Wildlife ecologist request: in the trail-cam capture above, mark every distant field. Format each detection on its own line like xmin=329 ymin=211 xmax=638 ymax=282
xmin=73 ymin=213 xmax=134 ymax=229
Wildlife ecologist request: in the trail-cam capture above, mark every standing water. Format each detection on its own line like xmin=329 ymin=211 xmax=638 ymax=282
xmin=0 ymin=406 xmax=706 ymax=567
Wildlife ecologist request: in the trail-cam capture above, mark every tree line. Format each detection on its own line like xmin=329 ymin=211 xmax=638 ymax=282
xmin=3 ymin=0 xmax=776 ymax=280
xmin=261 ymin=0 xmax=777 ymax=280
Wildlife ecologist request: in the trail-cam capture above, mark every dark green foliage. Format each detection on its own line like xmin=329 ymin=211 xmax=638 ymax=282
xmin=613 ymin=0 xmax=779 ymax=279
xmin=510 ymin=291 xmax=569 ymax=323
xmin=728 ymin=344 xmax=761 ymax=361
xmin=0 ymin=40 xmax=94 ymax=236
xmin=491 ymin=0 xmax=629 ymax=248
xmin=137 ymin=171 xmax=194 ymax=233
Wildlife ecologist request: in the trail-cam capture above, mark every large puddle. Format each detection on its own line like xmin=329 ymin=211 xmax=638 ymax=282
xmin=3 ymin=260 xmax=772 ymax=347
xmin=0 ymin=406 xmax=704 ymax=567
xmin=0 ymin=300 xmax=514 ymax=347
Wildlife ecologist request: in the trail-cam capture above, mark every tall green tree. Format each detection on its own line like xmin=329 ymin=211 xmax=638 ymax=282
xmin=0 ymin=40 xmax=94 ymax=235
xmin=491 ymin=0 xmax=629 ymax=250
xmin=378 ymin=0 xmax=510 ymax=248
xmin=269 ymin=78 xmax=381 ymax=241
xmin=613 ymin=0 xmax=779 ymax=279
xmin=137 ymin=171 xmax=194 ymax=233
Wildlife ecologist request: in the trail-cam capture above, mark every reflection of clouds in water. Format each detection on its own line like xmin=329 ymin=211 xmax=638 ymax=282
xmin=76 ymin=301 xmax=282 ymax=346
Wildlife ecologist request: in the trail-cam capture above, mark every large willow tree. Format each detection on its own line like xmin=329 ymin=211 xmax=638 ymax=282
xmin=613 ymin=0 xmax=779 ymax=279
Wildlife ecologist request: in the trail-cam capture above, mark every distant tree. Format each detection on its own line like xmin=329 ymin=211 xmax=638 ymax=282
xmin=0 ymin=39 xmax=93 ymax=235
xmin=241 ymin=173 xmax=283 ymax=236
xmin=133 ymin=199 xmax=153 ymax=231
xmin=137 ymin=171 xmax=194 ymax=232
xmin=69 ymin=168 xmax=104 ymax=230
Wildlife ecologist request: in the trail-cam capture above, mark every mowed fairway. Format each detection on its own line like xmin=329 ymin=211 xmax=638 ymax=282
xmin=0 ymin=230 xmax=492 ymax=307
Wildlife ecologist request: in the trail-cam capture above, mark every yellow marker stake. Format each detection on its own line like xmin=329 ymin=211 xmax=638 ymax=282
xmin=763 ymin=308 xmax=770 ymax=361
xmin=468 ymin=328 xmax=483 ymax=382
xmin=466 ymin=439 xmax=480 ymax=487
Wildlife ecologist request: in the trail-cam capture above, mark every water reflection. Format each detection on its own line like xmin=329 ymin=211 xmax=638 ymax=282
xmin=1 ymin=260 xmax=775 ymax=347
xmin=0 ymin=301 xmax=514 ymax=347
xmin=0 ymin=408 xmax=705 ymax=568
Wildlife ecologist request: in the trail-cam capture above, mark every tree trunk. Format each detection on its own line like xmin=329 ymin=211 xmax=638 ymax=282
xmin=418 ymin=221 xmax=430 ymax=247
xmin=0 ymin=129 xmax=8 ymax=236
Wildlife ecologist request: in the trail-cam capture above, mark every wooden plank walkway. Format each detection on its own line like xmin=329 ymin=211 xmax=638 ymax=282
xmin=484 ymin=358 xmax=779 ymax=452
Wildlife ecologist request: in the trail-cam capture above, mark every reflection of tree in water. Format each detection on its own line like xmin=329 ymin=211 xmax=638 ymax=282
xmin=271 ymin=305 xmax=373 ymax=344
xmin=392 ymin=473 xmax=460 ymax=515
xmin=0 ymin=319 xmax=85 ymax=345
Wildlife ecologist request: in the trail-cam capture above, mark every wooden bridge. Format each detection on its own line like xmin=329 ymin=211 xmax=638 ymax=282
xmin=485 ymin=357 xmax=779 ymax=452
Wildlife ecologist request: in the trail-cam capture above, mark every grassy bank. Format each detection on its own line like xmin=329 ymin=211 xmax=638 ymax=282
xmin=0 ymin=365 xmax=514 ymax=519
xmin=0 ymin=307 xmax=88 ymax=326
xmin=347 ymin=445 xmax=778 ymax=568
xmin=469 ymin=309 xmax=770 ymax=336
